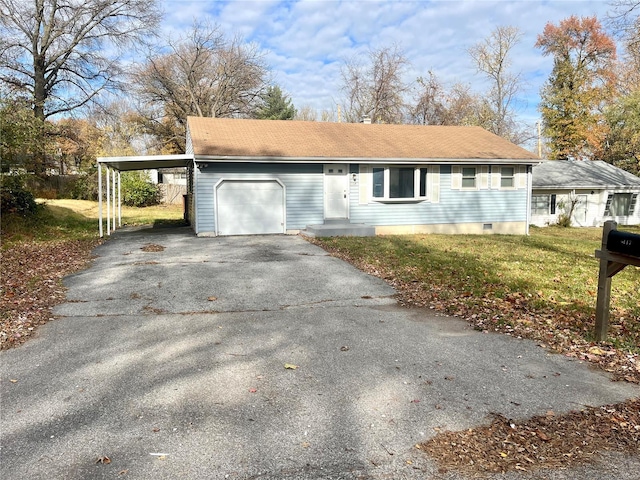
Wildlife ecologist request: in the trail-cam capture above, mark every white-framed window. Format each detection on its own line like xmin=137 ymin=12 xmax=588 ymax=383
xmin=461 ymin=167 xmax=477 ymax=189
xmin=532 ymin=194 xmax=557 ymax=215
xmin=604 ymin=193 xmax=638 ymax=216
xmin=372 ymin=166 xmax=429 ymax=200
xmin=500 ymin=167 xmax=515 ymax=188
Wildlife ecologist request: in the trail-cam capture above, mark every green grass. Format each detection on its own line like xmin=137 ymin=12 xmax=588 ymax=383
xmin=315 ymin=226 xmax=640 ymax=353
xmin=1 ymin=199 xmax=185 ymax=248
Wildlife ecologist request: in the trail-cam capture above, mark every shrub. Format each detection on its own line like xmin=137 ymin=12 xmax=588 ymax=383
xmin=121 ymin=171 xmax=160 ymax=207
xmin=556 ymin=213 xmax=572 ymax=228
xmin=66 ymin=172 xmax=99 ymax=200
xmin=0 ymin=174 xmax=40 ymax=216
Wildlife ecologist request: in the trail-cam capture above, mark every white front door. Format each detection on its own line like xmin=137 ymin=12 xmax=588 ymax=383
xmin=572 ymin=194 xmax=588 ymax=227
xmin=324 ymin=164 xmax=349 ymax=219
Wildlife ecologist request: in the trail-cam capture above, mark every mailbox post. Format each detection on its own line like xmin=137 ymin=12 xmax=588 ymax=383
xmin=594 ymin=221 xmax=640 ymax=341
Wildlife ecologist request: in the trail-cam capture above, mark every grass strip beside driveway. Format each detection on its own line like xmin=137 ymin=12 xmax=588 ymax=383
xmin=311 ymin=226 xmax=640 ymax=384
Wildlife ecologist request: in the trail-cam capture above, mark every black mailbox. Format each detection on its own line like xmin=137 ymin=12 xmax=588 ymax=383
xmin=607 ymin=230 xmax=640 ymax=258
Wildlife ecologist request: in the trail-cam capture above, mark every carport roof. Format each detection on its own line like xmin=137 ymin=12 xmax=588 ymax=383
xmin=97 ymin=154 xmax=193 ymax=171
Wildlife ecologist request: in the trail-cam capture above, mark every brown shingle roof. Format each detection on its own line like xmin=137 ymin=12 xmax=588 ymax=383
xmin=187 ymin=116 xmax=539 ymax=161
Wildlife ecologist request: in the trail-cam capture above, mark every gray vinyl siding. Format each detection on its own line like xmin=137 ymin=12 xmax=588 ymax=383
xmin=195 ymin=163 xmax=323 ymax=234
xmin=350 ymin=165 xmax=528 ymax=225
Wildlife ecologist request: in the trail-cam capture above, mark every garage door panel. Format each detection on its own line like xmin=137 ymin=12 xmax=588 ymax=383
xmin=216 ymin=180 xmax=284 ymax=235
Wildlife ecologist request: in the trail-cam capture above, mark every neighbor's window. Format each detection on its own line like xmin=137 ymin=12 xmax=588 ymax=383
xmin=532 ymin=194 xmax=556 ymax=215
xmin=501 ymin=167 xmax=515 ymax=188
xmin=462 ymin=167 xmax=477 ymax=188
xmin=605 ymin=193 xmax=638 ymax=216
xmin=372 ymin=167 xmax=428 ymax=200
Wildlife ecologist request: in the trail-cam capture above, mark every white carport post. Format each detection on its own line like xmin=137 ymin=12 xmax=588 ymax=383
xmin=112 ymin=169 xmax=116 ymax=231
xmin=118 ymin=171 xmax=122 ymax=227
xmin=98 ymin=163 xmax=103 ymax=238
xmin=106 ymin=166 xmax=111 ymax=236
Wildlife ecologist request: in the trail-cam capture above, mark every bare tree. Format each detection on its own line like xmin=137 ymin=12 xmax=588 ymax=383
xmin=468 ymin=26 xmax=525 ymax=141
xmin=340 ymin=45 xmax=410 ymax=124
xmin=410 ymin=72 xmax=488 ymax=127
xmin=608 ymin=1 xmax=640 ymax=92
xmin=410 ymin=72 xmax=448 ymax=125
xmin=0 ymin=0 xmax=161 ymax=121
xmin=132 ymin=21 xmax=270 ymax=152
xmin=608 ymin=0 xmax=640 ymax=43
xmin=295 ymin=105 xmax=318 ymax=121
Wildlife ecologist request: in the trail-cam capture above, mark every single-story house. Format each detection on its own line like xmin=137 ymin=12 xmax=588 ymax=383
xmin=531 ymin=160 xmax=640 ymax=227
xmin=98 ymin=117 xmax=540 ymax=236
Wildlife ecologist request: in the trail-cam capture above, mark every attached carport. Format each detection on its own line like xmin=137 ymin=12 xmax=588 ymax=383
xmin=96 ymin=154 xmax=194 ymax=237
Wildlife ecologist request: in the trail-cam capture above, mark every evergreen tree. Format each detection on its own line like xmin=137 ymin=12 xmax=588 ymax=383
xmin=255 ymin=85 xmax=296 ymax=120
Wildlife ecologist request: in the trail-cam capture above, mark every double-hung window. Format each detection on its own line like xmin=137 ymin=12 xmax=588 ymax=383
xmin=500 ymin=167 xmax=515 ymax=188
xmin=462 ymin=167 xmax=477 ymax=189
xmin=372 ymin=166 xmax=429 ymax=200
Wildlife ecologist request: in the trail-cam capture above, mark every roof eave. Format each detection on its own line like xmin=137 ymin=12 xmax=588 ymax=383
xmin=97 ymin=154 xmax=194 ymax=171
xmin=194 ymin=155 xmax=538 ymax=164
xmin=533 ymin=184 xmax=640 ymax=190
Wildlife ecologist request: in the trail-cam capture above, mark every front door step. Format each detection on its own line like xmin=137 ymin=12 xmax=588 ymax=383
xmin=301 ymin=222 xmax=375 ymax=237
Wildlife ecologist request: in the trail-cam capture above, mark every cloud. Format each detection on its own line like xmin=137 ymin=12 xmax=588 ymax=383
xmin=161 ymin=0 xmax=614 ymax=123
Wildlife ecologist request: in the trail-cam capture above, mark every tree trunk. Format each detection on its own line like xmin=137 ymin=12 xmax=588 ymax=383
xmin=32 ymin=53 xmax=47 ymax=177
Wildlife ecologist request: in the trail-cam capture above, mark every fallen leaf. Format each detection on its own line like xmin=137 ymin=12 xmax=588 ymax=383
xmin=536 ymin=430 xmax=550 ymax=441
xmin=588 ymin=346 xmax=606 ymax=356
xmin=301 ymin=442 xmax=310 ymax=448
xmin=284 ymin=363 xmax=298 ymax=370
xmin=207 ymin=296 xmax=217 ymax=301
xmin=96 ymin=456 xmax=111 ymax=464
xmin=9 ymin=379 xmax=18 ymax=383
xmin=249 ymin=388 xmax=257 ymax=393
xmin=118 ymin=469 xmax=129 ymax=475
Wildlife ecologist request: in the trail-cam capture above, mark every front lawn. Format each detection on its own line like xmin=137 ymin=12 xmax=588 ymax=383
xmin=312 ymin=226 xmax=640 ymax=382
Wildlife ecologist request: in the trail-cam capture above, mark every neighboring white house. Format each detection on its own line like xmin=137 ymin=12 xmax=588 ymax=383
xmin=531 ymin=160 xmax=640 ymax=227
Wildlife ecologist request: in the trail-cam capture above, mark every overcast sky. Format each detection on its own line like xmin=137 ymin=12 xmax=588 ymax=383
xmin=160 ymin=0 xmax=615 ymax=131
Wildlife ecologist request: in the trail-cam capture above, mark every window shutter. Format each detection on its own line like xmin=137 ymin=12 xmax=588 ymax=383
xmin=451 ymin=166 xmax=461 ymax=190
xmin=629 ymin=193 xmax=638 ymax=215
xmin=359 ymin=165 xmax=371 ymax=204
xmin=490 ymin=166 xmax=500 ymax=189
xmin=604 ymin=194 xmax=614 ymax=216
xmin=480 ymin=166 xmax=489 ymax=189
xmin=430 ymin=166 xmax=440 ymax=203
xmin=517 ymin=166 xmax=527 ymax=189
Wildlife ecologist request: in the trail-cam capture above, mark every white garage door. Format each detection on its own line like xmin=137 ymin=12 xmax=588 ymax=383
xmin=216 ymin=180 xmax=285 ymax=235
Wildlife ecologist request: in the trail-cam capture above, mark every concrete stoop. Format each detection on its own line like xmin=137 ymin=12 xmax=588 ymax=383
xmin=301 ymin=220 xmax=375 ymax=237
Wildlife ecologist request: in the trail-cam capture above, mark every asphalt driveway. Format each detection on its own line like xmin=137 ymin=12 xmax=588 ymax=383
xmin=1 ymin=227 xmax=639 ymax=480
